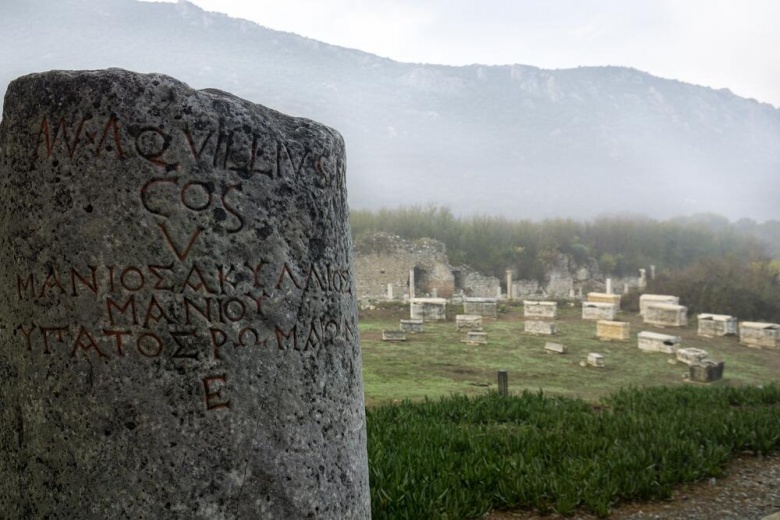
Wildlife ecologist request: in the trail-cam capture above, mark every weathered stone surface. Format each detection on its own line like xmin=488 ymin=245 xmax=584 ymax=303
xmin=544 ymin=342 xmax=567 ymax=354
xmin=739 ymin=321 xmax=780 ymax=348
xmin=410 ymin=297 xmax=447 ymax=321
xmin=689 ymin=359 xmax=725 ymax=383
xmin=0 ymin=69 xmax=369 ymax=518
xmin=582 ymin=302 xmax=617 ymax=321
xmin=639 ymin=294 xmax=679 ymax=316
xmin=456 ymin=314 xmax=483 ymax=331
xmin=596 ymin=320 xmax=630 ymax=341
xmin=587 ymin=292 xmax=621 ymax=307
xmin=677 ymin=347 xmax=710 ymax=366
xmin=638 ymin=331 xmax=681 ymax=354
xmin=644 ymin=303 xmax=688 ymax=327
xmin=697 ymin=313 xmax=737 ymax=337
xmin=463 ymin=297 xmax=498 ymax=318
xmin=524 ymin=320 xmax=557 ymax=335
xmin=382 ymin=330 xmax=407 ymax=341
xmin=587 ymin=353 xmax=605 ymax=367
xmin=523 ymin=300 xmax=557 ymax=319
xmin=399 ymin=319 xmax=424 ymax=333
xmin=461 ymin=331 xmax=488 ymax=344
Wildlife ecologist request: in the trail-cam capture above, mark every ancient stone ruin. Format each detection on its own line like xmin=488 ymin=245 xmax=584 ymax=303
xmin=523 ymin=300 xmax=557 ymax=319
xmin=353 ymin=232 xmax=500 ymax=300
xmin=596 ymin=320 xmax=630 ymax=341
xmin=739 ymin=322 xmax=780 ymax=348
xmin=462 ymin=331 xmax=488 ymax=345
xmin=676 ymin=348 xmax=710 ymax=366
xmin=643 ymin=303 xmax=688 ymax=327
xmin=638 ymin=331 xmax=681 ymax=354
xmin=400 ymin=318 xmax=424 ymax=333
xmin=382 ymin=330 xmax=407 ymax=342
xmin=524 ymin=320 xmax=558 ymax=335
xmin=587 ymin=353 xmax=605 ymax=368
xmin=639 ymin=294 xmax=679 ymax=316
xmin=410 ymin=297 xmax=448 ymax=321
xmin=582 ymin=302 xmax=617 ymax=321
xmin=456 ymin=314 xmax=483 ymax=331
xmin=544 ymin=342 xmax=567 ymax=354
xmin=697 ymin=313 xmax=737 ymax=337
xmin=0 ymin=70 xmax=369 ymax=518
xmin=689 ymin=359 xmax=725 ymax=383
xmin=587 ymin=292 xmax=621 ymax=308
xmin=463 ymin=297 xmax=498 ymax=318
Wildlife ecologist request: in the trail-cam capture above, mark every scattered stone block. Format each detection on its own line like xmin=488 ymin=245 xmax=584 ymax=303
xmin=462 ymin=331 xmax=488 ymax=344
xmin=587 ymin=353 xmax=605 ymax=367
xmin=689 ymin=359 xmax=725 ymax=383
xmin=676 ymin=348 xmax=710 ymax=366
xmin=644 ymin=303 xmax=688 ymax=327
xmin=523 ymin=300 xmax=557 ymax=319
xmin=456 ymin=314 xmax=483 ymax=331
xmin=399 ymin=319 xmax=424 ymax=333
xmin=382 ymin=330 xmax=408 ymax=341
xmin=463 ymin=297 xmax=498 ymax=318
xmin=544 ymin=342 xmax=567 ymax=354
xmin=739 ymin=322 xmax=780 ymax=349
xmin=582 ymin=302 xmax=617 ymax=321
xmin=524 ymin=320 xmax=558 ymax=335
xmin=0 ymin=69 xmax=370 ymax=517
xmin=597 ymin=320 xmax=630 ymax=341
xmin=697 ymin=313 xmax=737 ymax=337
xmin=587 ymin=292 xmax=621 ymax=308
xmin=638 ymin=331 xmax=681 ymax=354
xmin=410 ymin=297 xmax=448 ymax=321
xmin=639 ymin=294 xmax=679 ymax=316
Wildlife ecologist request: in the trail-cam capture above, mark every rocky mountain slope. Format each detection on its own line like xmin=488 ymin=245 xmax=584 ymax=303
xmin=2 ymin=0 xmax=779 ymax=220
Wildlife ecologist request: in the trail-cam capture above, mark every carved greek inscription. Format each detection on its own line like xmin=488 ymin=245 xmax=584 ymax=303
xmin=13 ymin=260 xmax=355 ymax=411
xmin=33 ymin=115 xmax=342 ymax=191
xmin=26 ymin=112 xmax=350 ymax=411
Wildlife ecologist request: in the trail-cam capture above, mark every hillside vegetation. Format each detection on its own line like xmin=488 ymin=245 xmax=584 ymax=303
xmin=351 ymin=207 xmax=780 ymax=320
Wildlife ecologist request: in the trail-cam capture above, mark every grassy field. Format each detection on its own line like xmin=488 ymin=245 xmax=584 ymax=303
xmin=359 ymin=302 xmax=780 ymax=405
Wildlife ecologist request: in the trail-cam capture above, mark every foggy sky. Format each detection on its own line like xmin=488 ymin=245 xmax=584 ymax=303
xmin=143 ymin=0 xmax=780 ymax=108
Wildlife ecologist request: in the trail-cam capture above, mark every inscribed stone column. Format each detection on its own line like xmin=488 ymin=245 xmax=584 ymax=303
xmin=0 ymin=70 xmax=370 ymax=518
xmin=505 ymin=270 xmax=513 ymax=300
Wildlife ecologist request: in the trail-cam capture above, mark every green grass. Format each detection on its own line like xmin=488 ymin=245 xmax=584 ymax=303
xmin=359 ymin=305 xmax=780 ymax=405
xmin=367 ymin=386 xmax=780 ymax=519
xmin=361 ymin=304 xmax=780 ymax=518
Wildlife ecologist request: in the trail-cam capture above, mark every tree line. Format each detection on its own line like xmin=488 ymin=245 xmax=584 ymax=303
xmin=350 ymin=206 xmax=774 ymax=279
xmin=350 ymin=207 xmax=780 ymax=320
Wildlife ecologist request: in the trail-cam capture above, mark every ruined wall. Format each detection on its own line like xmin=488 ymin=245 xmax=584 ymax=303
xmin=353 ymin=233 xmax=454 ymax=299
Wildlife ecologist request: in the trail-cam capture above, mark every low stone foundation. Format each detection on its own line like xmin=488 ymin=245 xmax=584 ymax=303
xmin=544 ymin=342 xmax=567 ymax=354
xmin=582 ymin=302 xmax=617 ymax=321
xmin=638 ymin=331 xmax=681 ymax=354
xmin=523 ymin=300 xmax=557 ymax=319
xmin=410 ymin=298 xmax=447 ymax=322
xmin=676 ymin=348 xmax=710 ymax=366
xmin=524 ymin=320 xmax=558 ymax=335
xmin=456 ymin=314 xmax=483 ymax=331
xmin=739 ymin=322 xmax=780 ymax=348
xmin=697 ymin=314 xmax=737 ymax=337
xmin=587 ymin=353 xmax=605 ymax=367
xmin=587 ymin=292 xmax=621 ymax=308
xmin=644 ymin=303 xmax=688 ymax=327
xmin=382 ymin=330 xmax=407 ymax=342
xmin=462 ymin=331 xmax=488 ymax=344
xmin=690 ymin=360 xmax=724 ymax=383
xmin=597 ymin=320 xmax=630 ymax=341
xmin=400 ymin=319 xmax=424 ymax=333
xmin=463 ymin=298 xmax=498 ymax=318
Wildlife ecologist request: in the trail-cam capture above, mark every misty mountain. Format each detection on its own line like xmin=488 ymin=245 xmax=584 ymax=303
xmin=2 ymin=0 xmax=779 ymax=220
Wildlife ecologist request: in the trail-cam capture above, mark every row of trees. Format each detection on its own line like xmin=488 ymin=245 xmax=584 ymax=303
xmin=350 ymin=206 xmax=773 ymax=281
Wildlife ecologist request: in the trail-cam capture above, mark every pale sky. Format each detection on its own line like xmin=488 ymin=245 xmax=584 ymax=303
xmin=148 ymin=0 xmax=780 ymax=107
